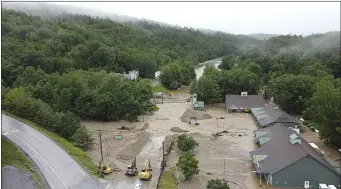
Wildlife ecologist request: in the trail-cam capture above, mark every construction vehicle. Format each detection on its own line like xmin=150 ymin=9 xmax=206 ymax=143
xmin=98 ymin=161 xmax=112 ymax=176
xmin=139 ymin=159 xmax=152 ymax=181
xmin=101 ymin=165 xmax=112 ymax=174
xmin=125 ymin=157 xmax=138 ymax=176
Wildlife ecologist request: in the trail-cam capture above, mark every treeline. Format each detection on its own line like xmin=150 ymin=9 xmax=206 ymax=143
xmin=1 ymin=9 xmax=254 ymax=88
xmin=197 ymin=33 xmax=340 ymax=148
xmin=7 ymin=67 xmax=157 ymax=121
xmin=159 ymin=61 xmax=196 ymax=90
xmin=2 ymin=87 xmax=93 ymax=149
xmin=190 ymin=64 xmax=262 ymax=104
xmin=1 ymin=68 xmax=157 ymax=149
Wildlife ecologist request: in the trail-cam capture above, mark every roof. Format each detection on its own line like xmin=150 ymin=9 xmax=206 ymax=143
xmin=250 ymin=123 xmax=340 ymax=175
xmin=225 ymin=95 xmax=265 ymax=109
xmin=251 ymin=103 xmax=300 ymax=127
xmin=193 ymin=101 xmax=204 ymax=108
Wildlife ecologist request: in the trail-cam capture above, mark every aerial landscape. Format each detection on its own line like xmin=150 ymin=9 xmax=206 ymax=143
xmin=1 ymin=2 xmax=340 ymax=189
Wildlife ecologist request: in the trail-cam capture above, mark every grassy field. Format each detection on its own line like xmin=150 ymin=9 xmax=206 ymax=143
xmin=2 ymin=111 xmax=98 ymax=175
xmin=152 ymin=85 xmax=169 ymax=93
xmin=140 ymin=78 xmax=170 ymax=93
xmin=2 ymin=136 xmax=46 ymax=189
xmin=159 ymin=168 xmax=178 ymax=189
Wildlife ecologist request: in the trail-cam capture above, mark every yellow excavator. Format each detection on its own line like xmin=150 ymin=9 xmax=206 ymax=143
xmin=139 ymin=159 xmax=152 ymax=181
xmin=98 ymin=161 xmax=112 ymax=176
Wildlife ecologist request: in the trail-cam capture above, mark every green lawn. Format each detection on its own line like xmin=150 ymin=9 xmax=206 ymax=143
xmin=140 ymin=78 xmax=170 ymax=93
xmin=2 ymin=111 xmax=98 ymax=175
xmin=152 ymin=85 xmax=169 ymax=93
xmin=2 ymin=136 xmax=46 ymax=189
xmin=159 ymin=168 xmax=178 ymax=189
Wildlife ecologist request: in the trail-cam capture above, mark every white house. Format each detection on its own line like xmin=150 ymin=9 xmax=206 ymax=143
xmin=155 ymin=71 xmax=162 ymax=79
xmin=126 ymin=70 xmax=139 ymax=81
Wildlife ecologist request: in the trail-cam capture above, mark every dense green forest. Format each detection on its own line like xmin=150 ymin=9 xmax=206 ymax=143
xmin=1 ymin=9 xmax=340 ymax=149
xmin=1 ymin=9 xmax=258 ymax=88
xmin=192 ymin=33 xmax=341 ymax=148
xmin=0 ymin=9 xmax=256 ymax=149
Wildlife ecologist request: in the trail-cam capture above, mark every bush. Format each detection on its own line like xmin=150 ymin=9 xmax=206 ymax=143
xmin=207 ymin=179 xmax=230 ymax=189
xmin=177 ymin=134 xmax=199 ymax=152
xmin=3 ymin=87 xmax=38 ymax=118
xmin=71 ymin=125 xmax=94 ymax=150
xmin=176 ymin=152 xmax=199 ymax=180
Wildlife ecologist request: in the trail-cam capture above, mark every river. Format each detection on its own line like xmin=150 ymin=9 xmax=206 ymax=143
xmin=195 ymin=57 xmax=223 ymax=79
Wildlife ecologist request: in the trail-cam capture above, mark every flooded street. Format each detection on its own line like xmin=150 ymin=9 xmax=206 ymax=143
xmin=81 ymin=57 xmax=264 ymax=189
xmin=135 ymin=136 xmax=165 ymax=189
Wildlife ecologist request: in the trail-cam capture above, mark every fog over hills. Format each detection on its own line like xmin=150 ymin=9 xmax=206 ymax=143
xmin=2 ymin=1 xmax=339 ymax=54
xmin=2 ymin=2 xmax=278 ymax=38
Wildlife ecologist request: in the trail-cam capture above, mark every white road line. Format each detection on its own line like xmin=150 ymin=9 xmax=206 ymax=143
xmin=12 ymin=129 xmax=19 ymax=133
xmin=3 ymin=129 xmax=69 ymax=189
xmin=2 ymin=131 xmax=8 ymax=135
xmin=106 ymin=184 xmax=114 ymax=189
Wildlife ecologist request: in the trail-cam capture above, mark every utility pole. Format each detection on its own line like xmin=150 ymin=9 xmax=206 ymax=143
xmin=259 ymin=163 xmax=262 ymax=187
xmin=98 ymin=129 xmax=104 ymax=163
xmin=223 ymin=159 xmax=225 ymax=178
xmin=216 ymin=118 xmax=219 ymax=133
xmin=97 ymin=129 xmax=104 ymax=176
xmin=209 ymin=157 xmax=228 ymax=179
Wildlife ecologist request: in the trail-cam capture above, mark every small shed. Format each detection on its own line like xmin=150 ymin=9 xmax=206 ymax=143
xmin=193 ymin=101 xmax=205 ymax=111
xmin=188 ymin=117 xmax=197 ymax=125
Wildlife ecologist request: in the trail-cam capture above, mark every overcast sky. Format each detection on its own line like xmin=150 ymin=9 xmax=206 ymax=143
xmin=53 ymin=1 xmax=340 ymax=35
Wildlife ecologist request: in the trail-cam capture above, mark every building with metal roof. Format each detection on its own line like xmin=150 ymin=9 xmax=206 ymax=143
xmin=225 ymin=92 xmax=265 ymax=113
xmin=250 ymin=123 xmax=341 ymax=188
xmin=251 ymin=103 xmax=300 ymax=128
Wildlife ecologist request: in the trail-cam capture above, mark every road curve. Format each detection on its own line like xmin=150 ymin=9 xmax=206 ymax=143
xmin=1 ymin=114 xmax=108 ymax=189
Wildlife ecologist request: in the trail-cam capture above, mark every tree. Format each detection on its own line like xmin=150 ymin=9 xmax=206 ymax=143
xmin=159 ymin=63 xmax=183 ymax=90
xmin=304 ymin=77 xmax=341 ymax=147
xmin=194 ymin=76 xmax=221 ymax=105
xmin=268 ymin=74 xmax=316 ymax=114
xmin=177 ymin=134 xmax=199 ymax=152
xmin=176 ymin=152 xmax=199 ymax=180
xmin=207 ymin=179 xmax=230 ymax=189
xmin=218 ymin=69 xmax=261 ymax=96
xmin=71 ymin=125 xmax=94 ymax=150
xmin=245 ymin=62 xmax=263 ymax=78
xmin=218 ymin=55 xmax=235 ymax=70
xmin=3 ymin=87 xmax=38 ymax=119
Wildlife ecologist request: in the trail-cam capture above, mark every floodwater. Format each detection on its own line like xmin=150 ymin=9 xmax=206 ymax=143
xmin=136 ymin=136 xmax=165 ymax=189
xmin=195 ymin=58 xmax=222 ymax=80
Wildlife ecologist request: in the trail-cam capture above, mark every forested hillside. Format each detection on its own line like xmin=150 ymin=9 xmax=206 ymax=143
xmin=0 ymin=9 xmax=256 ymax=149
xmin=193 ymin=33 xmax=341 ymax=148
xmin=1 ymin=9 xmax=257 ymax=87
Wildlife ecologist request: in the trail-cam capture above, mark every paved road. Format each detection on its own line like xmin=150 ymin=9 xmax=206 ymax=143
xmin=2 ymin=114 xmax=162 ymax=189
xmin=1 ymin=114 xmax=129 ymax=189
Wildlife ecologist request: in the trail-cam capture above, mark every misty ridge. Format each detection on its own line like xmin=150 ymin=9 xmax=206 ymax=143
xmin=2 ymin=1 xmax=340 ymax=56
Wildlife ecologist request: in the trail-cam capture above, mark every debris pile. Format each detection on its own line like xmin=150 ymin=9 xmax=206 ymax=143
xmin=180 ymin=109 xmax=212 ymax=123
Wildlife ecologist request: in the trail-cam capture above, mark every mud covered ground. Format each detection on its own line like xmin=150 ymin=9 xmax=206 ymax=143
xmin=82 ymin=93 xmax=282 ymax=189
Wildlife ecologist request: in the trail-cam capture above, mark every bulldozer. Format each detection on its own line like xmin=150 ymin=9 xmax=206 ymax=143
xmin=139 ymin=159 xmax=152 ymax=181
xmin=125 ymin=157 xmax=138 ymax=176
